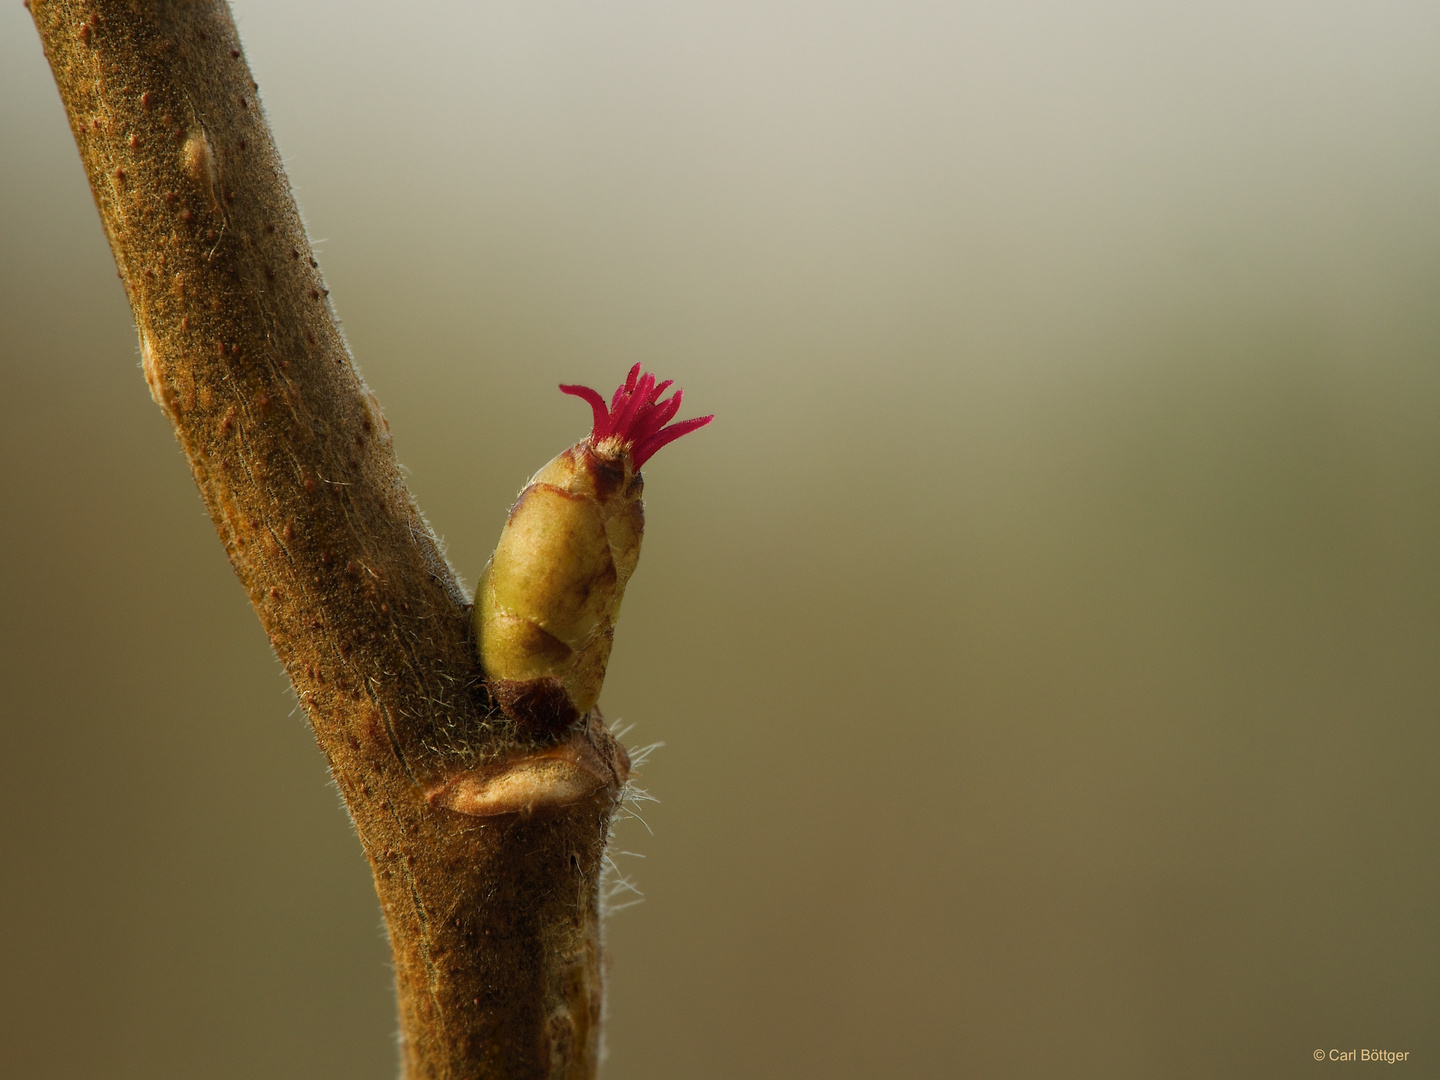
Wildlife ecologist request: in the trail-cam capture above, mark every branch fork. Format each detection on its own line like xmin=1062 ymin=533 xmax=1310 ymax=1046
xmin=27 ymin=3 xmax=682 ymax=1077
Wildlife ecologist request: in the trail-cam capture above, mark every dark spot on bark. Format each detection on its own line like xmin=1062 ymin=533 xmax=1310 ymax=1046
xmin=492 ymin=677 xmax=580 ymax=744
xmin=230 ymin=49 xmax=240 ymax=58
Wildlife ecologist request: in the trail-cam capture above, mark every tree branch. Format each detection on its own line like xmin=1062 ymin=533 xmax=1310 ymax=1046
xmin=30 ymin=2 xmax=626 ymax=1076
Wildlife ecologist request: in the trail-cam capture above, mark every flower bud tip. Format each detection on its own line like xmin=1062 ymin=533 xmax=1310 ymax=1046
xmin=560 ymin=364 xmax=713 ymax=469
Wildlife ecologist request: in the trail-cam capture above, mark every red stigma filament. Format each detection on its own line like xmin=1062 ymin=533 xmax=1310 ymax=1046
xmin=560 ymin=364 xmax=713 ymax=469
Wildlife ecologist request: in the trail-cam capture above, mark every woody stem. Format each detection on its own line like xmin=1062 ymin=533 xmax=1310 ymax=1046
xmin=30 ymin=1 xmax=620 ymax=1076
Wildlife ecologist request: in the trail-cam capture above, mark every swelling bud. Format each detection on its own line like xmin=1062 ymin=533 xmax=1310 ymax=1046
xmin=475 ymin=365 xmax=712 ymax=737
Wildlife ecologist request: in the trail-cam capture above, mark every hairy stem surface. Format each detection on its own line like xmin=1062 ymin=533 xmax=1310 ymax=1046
xmin=30 ymin=2 xmax=624 ymax=1076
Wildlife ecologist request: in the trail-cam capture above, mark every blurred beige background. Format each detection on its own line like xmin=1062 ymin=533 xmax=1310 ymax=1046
xmin=3 ymin=2 xmax=1437 ymax=1077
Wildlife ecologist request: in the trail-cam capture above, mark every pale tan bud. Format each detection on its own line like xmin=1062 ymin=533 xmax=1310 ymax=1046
xmin=474 ymin=366 xmax=711 ymax=736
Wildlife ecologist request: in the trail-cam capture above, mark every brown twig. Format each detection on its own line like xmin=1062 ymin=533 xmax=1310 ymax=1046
xmin=29 ymin=2 xmax=626 ymax=1076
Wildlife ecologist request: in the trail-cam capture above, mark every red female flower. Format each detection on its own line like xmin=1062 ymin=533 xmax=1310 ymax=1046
xmin=560 ymin=363 xmax=713 ymax=468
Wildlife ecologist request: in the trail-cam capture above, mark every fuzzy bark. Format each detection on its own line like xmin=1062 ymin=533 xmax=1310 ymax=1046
xmin=29 ymin=2 xmax=625 ymax=1077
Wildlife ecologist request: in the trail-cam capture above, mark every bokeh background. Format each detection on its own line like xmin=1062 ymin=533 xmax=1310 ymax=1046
xmin=3 ymin=2 xmax=1438 ymax=1077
